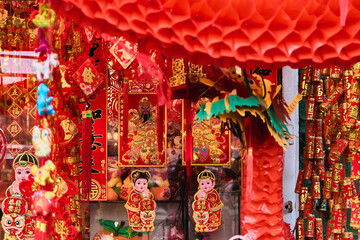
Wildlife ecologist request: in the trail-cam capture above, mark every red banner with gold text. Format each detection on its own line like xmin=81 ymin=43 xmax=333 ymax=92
xmin=79 ymin=85 xmax=107 ymax=201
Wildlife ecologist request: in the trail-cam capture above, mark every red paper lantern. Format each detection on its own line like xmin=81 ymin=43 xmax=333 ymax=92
xmin=49 ymin=0 xmax=360 ymax=69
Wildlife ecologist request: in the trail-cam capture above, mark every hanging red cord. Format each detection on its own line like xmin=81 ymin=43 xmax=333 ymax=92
xmin=81 ymin=110 xmax=92 ymax=200
xmin=245 ymin=121 xmax=253 ymax=202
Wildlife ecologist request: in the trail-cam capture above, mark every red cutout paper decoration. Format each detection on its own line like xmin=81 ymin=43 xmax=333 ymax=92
xmin=72 ymin=59 xmax=103 ymax=96
xmin=0 ymin=128 xmax=6 ymax=165
xmin=50 ymin=0 xmax=360 ymax=68
xmin=110 ymin=37 xmax=138 ymax=69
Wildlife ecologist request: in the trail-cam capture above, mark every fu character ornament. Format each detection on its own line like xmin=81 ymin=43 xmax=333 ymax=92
xmin=1 ymin=196 xmax=28 ymax=240
xmin=193 ymin=170 xmax=223 ymax=232
xmin=124 ymin=170 xmax=156 ymax=232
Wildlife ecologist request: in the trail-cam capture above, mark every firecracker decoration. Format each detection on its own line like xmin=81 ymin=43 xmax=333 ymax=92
xmin=192 ymin=170 xmax=223 ymax=232
xmin=0 ymin=127 xmax=6 ymax=165
xmin=350 ymin=198 xmax=360 ymax=229
xmin=109 ymin=36 xmax=138 ymax=69
xmin=296 ymin=218 xmax=305 ymax=240
xmin=125 ymin=170 xmax=156 ymax=232
xmin=1 ymin=196 xmax=28 ymax=240
xmin=306 ymin=214 xmax=315 ymax=237
xmin=296 ymin=64 xmax=360 ymax=239
xmin=72 ymin=59 xmax=104 ymax=96
xmin=315 ymin=218 xmax=323 ymax=240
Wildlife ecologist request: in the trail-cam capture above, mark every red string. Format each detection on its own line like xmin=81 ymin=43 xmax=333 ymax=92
xmin=81 ymin=112 xmax=92 ymax=200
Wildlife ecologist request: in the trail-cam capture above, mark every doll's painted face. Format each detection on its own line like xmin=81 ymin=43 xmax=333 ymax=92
xmin=15 ymin=166 xmax=32 ymax=182
xmin=134 ymin=178 xmax=148 ymax=192
xmin=199 ymin=179 xmax=214 ymax=192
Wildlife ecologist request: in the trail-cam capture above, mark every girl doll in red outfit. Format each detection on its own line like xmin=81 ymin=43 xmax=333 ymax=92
xmin=125 ymin=170 xmax=156 ymax=232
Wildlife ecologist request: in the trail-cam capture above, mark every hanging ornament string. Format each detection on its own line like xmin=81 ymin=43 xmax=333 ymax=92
xmin=81 ymin=110 xmax=92 ymax=201
xmin=245 ymin=119 xmax=253 ymax=202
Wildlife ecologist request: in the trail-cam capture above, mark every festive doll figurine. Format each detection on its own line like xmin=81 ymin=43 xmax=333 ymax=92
xmin=1 ymin=196 xmax=28 ymax=240
xmin=32 ymin=126 xmax=52 ymax=157
xmin=193 ymin=170 xmax=223 ymax=232
xmin=5 ymin=152 xmax=39 ymax=240
xmin=6 ymin=152 xmax=39 ymax=198
xmin=125 ymin=170 xmax=156 ymax=232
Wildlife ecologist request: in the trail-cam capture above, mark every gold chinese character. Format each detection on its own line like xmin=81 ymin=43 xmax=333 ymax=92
xmin=82 ymin=67 xmax=96 ymax=84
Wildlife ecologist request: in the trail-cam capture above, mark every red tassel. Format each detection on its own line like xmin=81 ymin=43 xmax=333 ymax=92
xmin=123 ymin=80 xmax=129 ymax=143
xmin=184 ymin=97 xmax=193 ymax=177
xmin=157 ymin=77 xmax=173 ymax=107
xmin=81 ymin=111 xmax=92 ymax=200
xmin=246 ymin=147 xmax=254 ymax=202
xmin=339 ymin=0 xmax=350 ymax=27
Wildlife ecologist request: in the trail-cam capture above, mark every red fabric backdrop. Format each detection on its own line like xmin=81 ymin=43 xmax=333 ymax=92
xmin=50 ymin=0 xmax=360 ymax=68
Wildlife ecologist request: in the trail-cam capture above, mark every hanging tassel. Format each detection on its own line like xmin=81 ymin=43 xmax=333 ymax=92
xmin=339 ymin=0 xmax=350 ymax=27
xmin=157 ymin=77 xmax=173 ymax=108
xmin=184 ymin=97 xmax=193 ymax=178
xmin=245 ymin=147 xmax=254 ymax=202
xmin=122 ymin=79 xmax=129 ymax=143
xmin=81 ymin=110 xmax=92 ymax=200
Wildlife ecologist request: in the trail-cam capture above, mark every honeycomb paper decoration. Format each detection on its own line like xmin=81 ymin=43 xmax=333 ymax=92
xmin=51 ymin=0 xmax=360 ymax=68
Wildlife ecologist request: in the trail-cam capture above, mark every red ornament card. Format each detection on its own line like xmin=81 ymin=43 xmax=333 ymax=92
xmin=110 ymin=37 xmax=138 ymax=69
xmin=73 ymin=59 xmax=103 ymax=96
xmin=119 ymin=92 xmax=166 ymax=167
xmin=183 ymin=98 xmax=231 ymax=166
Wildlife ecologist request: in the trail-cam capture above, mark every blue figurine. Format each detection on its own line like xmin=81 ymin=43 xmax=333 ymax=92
xmin=37 ymin=83 xmax=55 ymax=116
